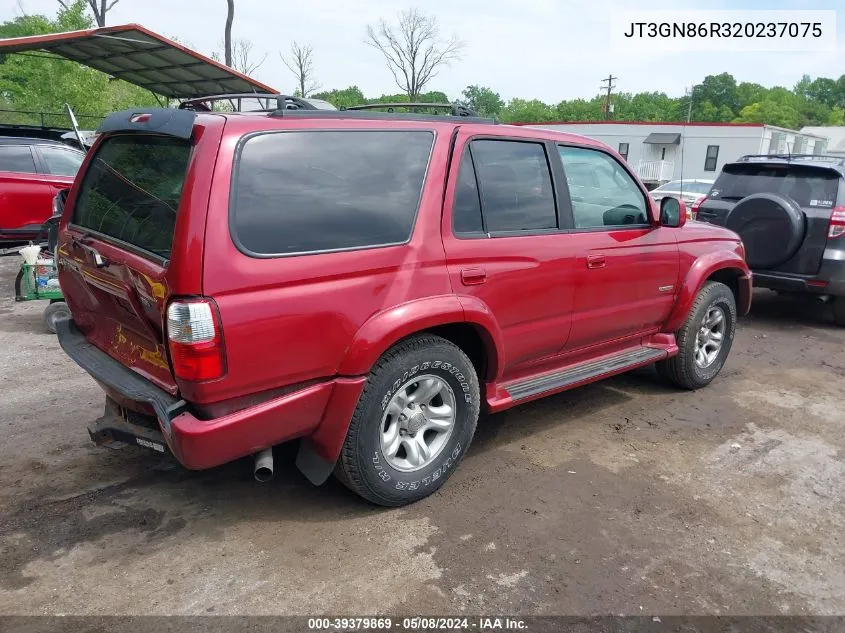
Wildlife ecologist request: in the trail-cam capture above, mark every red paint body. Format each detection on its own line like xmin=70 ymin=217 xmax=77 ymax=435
xmin=57 ymin=112 xmax=751 ymax=473
xmin=0 ymin=140 xmax=80 ymax=242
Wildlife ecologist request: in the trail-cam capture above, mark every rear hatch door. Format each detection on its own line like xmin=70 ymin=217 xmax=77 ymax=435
xmin=697 ymin=162 xmax=839 ymax=275
xmin=58 ymin=124 xmax=199 ymax=394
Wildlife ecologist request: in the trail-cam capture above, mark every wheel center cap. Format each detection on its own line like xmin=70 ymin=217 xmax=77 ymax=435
xmin=406 ymin=411 xmax=428 ymax=435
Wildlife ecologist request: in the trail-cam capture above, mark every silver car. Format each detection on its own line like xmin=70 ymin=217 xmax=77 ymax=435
xmin=649 ymin=179 xmax=715 ymax=206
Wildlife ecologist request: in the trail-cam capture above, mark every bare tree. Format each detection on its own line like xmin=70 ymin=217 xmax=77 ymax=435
xmin=281 ymin=42 xmax=320 ymax=97
xmin=231 ymin=38 xmax=267 ymax=76
xmin=224 ymin=0 xmax=235 ymax=67
xmin=58 ymin=0 xmax=120 ymax=26
xmin=365 ymin=9 xmax=463 ymax=100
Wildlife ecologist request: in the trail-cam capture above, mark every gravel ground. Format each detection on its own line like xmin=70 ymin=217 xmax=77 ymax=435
xmin=0 ymin=253 xmax=843 ymax=616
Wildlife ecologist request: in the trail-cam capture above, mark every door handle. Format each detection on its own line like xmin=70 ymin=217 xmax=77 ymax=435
xmin=586 ymin=254 xmax=607 ymax=269
xmin=460 ymin=268 xmax=487 ymax=286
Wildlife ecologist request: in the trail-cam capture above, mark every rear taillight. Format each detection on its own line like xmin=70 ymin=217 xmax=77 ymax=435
xmin=829 ymin=207 xmax=845 ymax=239
xmin=166 ymin=299 xmax=225 ymax=381
xmin=690 ymin=196 xmax=705 ymax=220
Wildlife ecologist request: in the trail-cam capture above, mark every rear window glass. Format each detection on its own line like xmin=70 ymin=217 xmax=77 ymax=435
xmin=73 ymin=135 xmax=191 ymax=260
xmin=231 ymin=130 xmax=434 ymax=256
xmin=711 ymin=165 xmax=839 ymax=208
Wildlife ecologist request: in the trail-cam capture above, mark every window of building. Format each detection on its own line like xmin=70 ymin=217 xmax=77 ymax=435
xmin=704 ymin=145 xmax=720 ymax=172
xmin=618 ymin=142 xmax=629 ymax=161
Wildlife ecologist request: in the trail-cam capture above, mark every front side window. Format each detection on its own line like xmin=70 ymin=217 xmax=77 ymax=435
xmin=704 ymin=145 xmax=720 ymax=172
xmin=0 ymin=145 xmax=37 ymax=174
xmin=558 ymin=145 xmax=649 ymax=229
xmin=39 ymin=146 xmax=85 ymax=177
xmin=73 ymin=135 xmax=191 ymax=260
xmin=231 ymin=130 xmax=434 ymax=256
xmin=470 ymin=140 xmax=557 ymax=233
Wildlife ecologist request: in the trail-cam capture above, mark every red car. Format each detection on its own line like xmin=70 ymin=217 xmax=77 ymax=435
xmin=0 ymin=137 xmax=85 ymax=243
xmin=54 ymin=100 xmax=751 ymax=506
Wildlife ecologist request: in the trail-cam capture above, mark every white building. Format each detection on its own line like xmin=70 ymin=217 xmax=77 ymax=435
xmin=520 ymin=121 xmax=829 ymax=187
xmin=800 ymin=126 xmax=845 ymax=157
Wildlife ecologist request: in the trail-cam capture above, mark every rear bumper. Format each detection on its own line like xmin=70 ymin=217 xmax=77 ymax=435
xmin=753 ymin=247 xmax=845 ymax=296
xmin=57 ymin=318 xmax=363 ymax=470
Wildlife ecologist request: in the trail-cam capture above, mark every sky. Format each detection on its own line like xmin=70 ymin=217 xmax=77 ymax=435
xmin=3 ymin=0 xmax=844 ymax=103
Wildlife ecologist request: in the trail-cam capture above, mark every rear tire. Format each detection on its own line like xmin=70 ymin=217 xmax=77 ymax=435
xmin=657 ymin=281 xmax=736 ymax=390
xmin=833 ymin=296 xmax=845 ymax=327
xmin=335 ymin=334 xmax=480 ymax=506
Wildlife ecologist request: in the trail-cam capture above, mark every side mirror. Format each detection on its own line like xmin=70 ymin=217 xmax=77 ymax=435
xmin=660 ymin=196 xmax=687 ymax=228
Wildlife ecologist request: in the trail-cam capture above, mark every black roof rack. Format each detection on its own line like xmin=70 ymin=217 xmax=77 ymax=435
xmin=268 ymin=101 xmax=496 ymax=124
xmin=736 ymin=153 xmax=845 ymax=166
xmin=179 ymin=93 xmax=319 ymax=112
xmin=344 ymin=102 xmax=479 ymax=117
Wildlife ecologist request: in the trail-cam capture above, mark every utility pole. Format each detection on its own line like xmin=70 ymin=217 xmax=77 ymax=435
xmin=600 ymin=74 xmax=617 ymax=120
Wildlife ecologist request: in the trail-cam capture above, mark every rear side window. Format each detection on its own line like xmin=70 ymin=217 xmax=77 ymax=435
xmin=0 ymin=145 xmax=37 ymax=174
xmin=39 ymin=146 xmax=84 ymax=177
xmin=470 ymin=140 xmax=557 ymax=232
xmin=711 ymin=165 xmax=840 ymax=208
xmin=231 ymin=130 xmax=434 ymax=256
xmin=73 ymin=135 xmax=191 ymax=260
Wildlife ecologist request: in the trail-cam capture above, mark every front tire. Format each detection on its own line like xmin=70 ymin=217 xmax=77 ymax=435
xmin=657 ymin=281 xmax=736 ymax=389
xmin=335 ymin=334 xmax=480 ymax=506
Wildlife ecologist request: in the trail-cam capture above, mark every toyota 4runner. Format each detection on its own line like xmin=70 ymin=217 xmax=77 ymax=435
xmin=54 ymin=98 xmax=751 ymax=506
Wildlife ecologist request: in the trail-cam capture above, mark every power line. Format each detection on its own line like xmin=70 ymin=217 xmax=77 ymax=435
xmin=600 ymin=74 xmax=617 ymax=120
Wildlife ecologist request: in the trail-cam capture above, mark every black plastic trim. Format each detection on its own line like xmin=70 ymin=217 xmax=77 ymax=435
xmin=507 ymin=347 xmax=666 ymax=401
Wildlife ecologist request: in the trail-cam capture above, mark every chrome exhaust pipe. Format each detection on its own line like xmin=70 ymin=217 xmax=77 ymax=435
xmin=253 ymin=448 xmax=274 ymax=482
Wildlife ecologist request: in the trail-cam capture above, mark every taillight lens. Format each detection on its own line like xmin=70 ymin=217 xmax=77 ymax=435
xmin=829 ymin=207 xmax=845 ymax=239
xmin=166 ymin=299 xmax=225 ymax=381
xmin=690 ymin=196 xmax=705 ymax=220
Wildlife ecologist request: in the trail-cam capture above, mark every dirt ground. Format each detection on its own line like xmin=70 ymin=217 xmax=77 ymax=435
xmin=0 ymin=253 xmax=843 ymax=617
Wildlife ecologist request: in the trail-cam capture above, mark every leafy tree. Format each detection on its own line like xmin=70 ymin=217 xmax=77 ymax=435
xmin=829 ymin=107 xmax=845 ymax=126
xmin=57 ymin=0 xmax=120 ymax=27
xmin=461 ymin=85 xmax=503 ymax=117
xmin=500 ymin=99 xmax=556 ymax=123
xmin=311 ymin=86 xmax=366 ymax=109
xmin=695 ymin=72 xmax=739 ymax=116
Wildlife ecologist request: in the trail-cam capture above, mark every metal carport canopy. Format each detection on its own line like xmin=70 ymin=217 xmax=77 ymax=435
xmin=0 ymin=24 xmax=276 ymax=99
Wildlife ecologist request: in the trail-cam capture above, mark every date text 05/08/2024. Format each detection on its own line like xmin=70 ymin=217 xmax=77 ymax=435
xmin=306 ymin=617 xmax=528 ymax=630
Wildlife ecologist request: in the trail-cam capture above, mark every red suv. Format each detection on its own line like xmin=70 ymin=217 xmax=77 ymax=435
xmin=54 ymin=100 xmax=751 ymax=506
xmin=0 ymin=137 xmax=85 ymax=243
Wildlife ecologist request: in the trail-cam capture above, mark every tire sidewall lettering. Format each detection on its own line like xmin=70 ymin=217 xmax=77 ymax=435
xmin=372 ymin=355 xmax=475 ymax=486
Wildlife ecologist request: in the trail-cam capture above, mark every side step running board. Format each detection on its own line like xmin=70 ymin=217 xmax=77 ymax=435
xmin=506 ymin=347 xmax=667 ymax=402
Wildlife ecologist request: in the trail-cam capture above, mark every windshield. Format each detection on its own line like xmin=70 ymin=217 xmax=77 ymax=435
xmin=72 ymin=135 xmax=191 ymax=260
xmin=710 ymin=165 xmax=839 ymax=207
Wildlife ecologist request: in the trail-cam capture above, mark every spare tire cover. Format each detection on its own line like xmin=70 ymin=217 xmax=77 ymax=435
xmin=724 ymin=193 xmax=805 ymax=269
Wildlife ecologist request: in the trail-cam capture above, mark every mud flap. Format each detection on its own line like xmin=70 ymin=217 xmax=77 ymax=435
xmin=295 ymin=439 xmax=336 ymax=485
